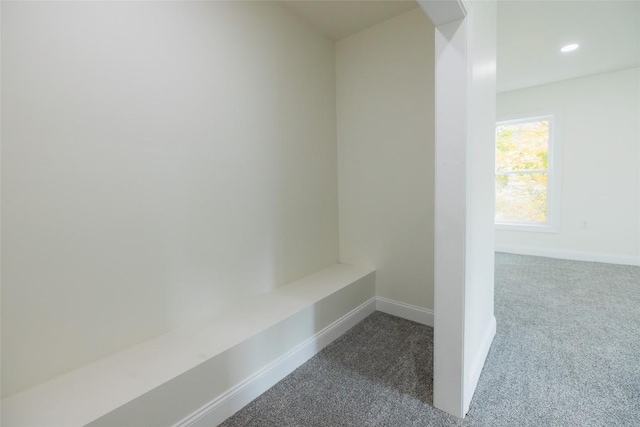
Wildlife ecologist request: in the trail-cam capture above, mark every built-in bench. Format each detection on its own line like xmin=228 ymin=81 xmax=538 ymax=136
xmin=2 ymin=264 xmax=376 ymax=427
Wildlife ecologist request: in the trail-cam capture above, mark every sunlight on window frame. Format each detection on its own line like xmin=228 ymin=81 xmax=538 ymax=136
xmin=495 ymin=114 xmax=560 ymax=233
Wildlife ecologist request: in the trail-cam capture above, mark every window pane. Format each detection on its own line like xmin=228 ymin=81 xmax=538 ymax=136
xmin=496 ymin=173 xmax=547 ymax=223
xmin=496 ymin=120 xmax=549 ymax=172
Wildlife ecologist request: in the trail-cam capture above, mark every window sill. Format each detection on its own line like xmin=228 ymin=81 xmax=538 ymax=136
xmin=495 ymin=223 xmax=559 ymax=233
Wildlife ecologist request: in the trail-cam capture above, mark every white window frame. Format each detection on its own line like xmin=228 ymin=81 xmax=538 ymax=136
xmin=495 ymin=113 xmax=561 ymax=233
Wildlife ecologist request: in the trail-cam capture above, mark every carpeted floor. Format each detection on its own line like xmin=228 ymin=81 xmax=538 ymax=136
xmin=221 ymin=254 xmax=640 ymax=426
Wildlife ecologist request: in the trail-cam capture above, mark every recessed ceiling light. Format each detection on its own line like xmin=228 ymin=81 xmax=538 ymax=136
xmin=560 ymin=44 xmax=579 ymax=53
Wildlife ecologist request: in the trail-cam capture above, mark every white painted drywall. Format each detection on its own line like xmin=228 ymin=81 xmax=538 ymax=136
xmin=418 ymin=0 xmax=469 ymax=27
xmin=1 ymin=1 xmax=339 ymax=397
xmin=432 ymin=0 xmax=497 ymax=417
xmin=496 ymin=68 xmax=640 ymax=262
xmin=279 ymin=1 xmax=418 ymax=41
xmin=497 ymin=1 xmax=640 ymax=93
xmin=463 ymin=0 xmax=497 ymax=415
xmin=432 ymin=16 xmax=469 ymax=418
xmin=336 ymin=7 xmax=435 ymax=311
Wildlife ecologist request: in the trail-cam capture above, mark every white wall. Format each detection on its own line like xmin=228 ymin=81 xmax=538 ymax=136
xmin=1 ymin=1 xmax=339 ymax=397
xmin=336 ymin=7 xmax=435 ymax=311
xmin=463 ymin=0 xmax=497 ymax=414
xmin=432 ymin=15 xmax=470 ymax=417
xmin=431 ymin=0 xmax=497 ymax=417
xmin=496 ymin=68 xmax=640 ymax=264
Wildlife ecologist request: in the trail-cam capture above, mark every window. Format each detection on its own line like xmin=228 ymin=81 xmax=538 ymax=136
xmin=495 ymin=115 xmax=558 ymax=232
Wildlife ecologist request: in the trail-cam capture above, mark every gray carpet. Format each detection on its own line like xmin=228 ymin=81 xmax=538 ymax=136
xmin=221 ymin=254 xmax=640 ymax=426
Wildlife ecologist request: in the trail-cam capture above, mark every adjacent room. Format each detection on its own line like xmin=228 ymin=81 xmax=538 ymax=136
xmin=1 ymin=0 xmax=637 ymax=426
xmin=489 ymin=1 xmax=640 ymax=425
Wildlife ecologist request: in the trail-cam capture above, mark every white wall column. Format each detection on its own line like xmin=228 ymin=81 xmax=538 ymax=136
xmin=420 ymin=0 xmax=497 ymax=418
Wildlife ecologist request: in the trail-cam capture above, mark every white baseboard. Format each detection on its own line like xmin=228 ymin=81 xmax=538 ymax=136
xmin=496 ymin=244 xmax=640 ymax=266
xmin=375 ymin=297 xmax=434 ymax=327
xmin=174 ymin=297 xmax=377 ymax=427
xmin=463 ymin=316 xmax=496 ymax=415
xmin=174 ymin=296 xmax=434 ymax=427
